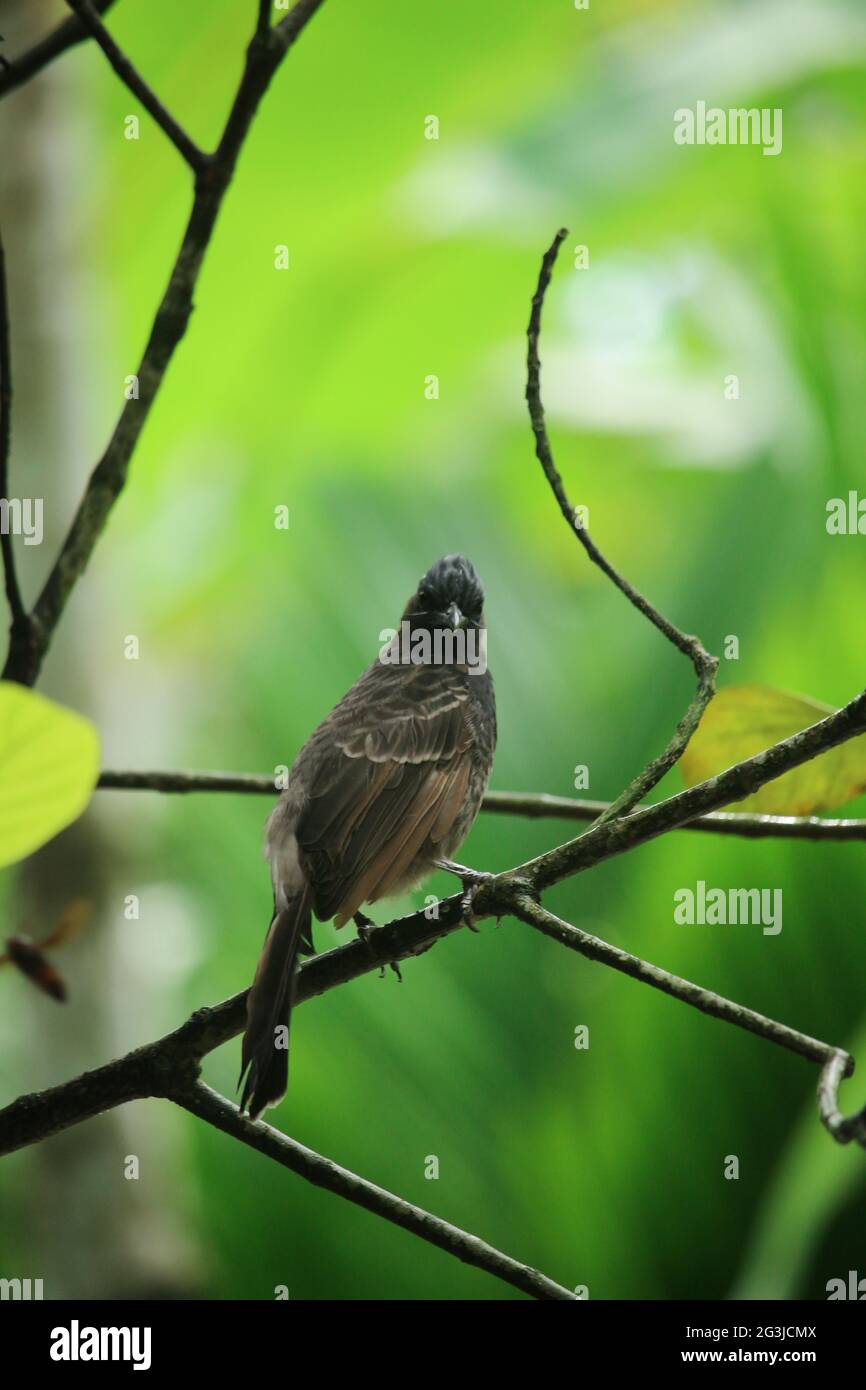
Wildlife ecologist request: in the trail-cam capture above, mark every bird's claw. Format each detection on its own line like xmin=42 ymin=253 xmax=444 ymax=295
xmin=354 ymin=913 xmax=402 ymax=981
xmin=452 ymin=869 xmax=496 ymax=929
xmin=433 ymin=858 xmax=495 ymax=930
xmin=460 ymin=872 xmax=495 ymax=930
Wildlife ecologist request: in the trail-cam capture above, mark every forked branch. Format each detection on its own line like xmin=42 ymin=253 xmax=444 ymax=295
xmin=1 ymin=0 xmax=329 ymax=685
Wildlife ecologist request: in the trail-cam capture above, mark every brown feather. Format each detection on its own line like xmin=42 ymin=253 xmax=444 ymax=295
xmin=332 ymin=766 xmax=460 ymax=925
xmin=295 ymin=662 xmax=477 ymax=923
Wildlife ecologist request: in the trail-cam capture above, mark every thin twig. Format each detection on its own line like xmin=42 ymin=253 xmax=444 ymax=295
xmin=273 ymin=0 xmax=328 ymax=48
xmin=257 ymin=0 xmax=273 ymax=38
xmin=521 ymin=687 xmax=866 ymax=893
xmin=0 ymin=0 xmax=117 ymax=99
xmin=512 ymin=894 xmax=853 ymax=1074
xmin=65 ymin=0 xmax=205 ymax=172
xmin=0 ymin=993 xmax=576 ymax=1297
xmin=2 ymin=0 xmax=329 ymax=686
xmin=483 ymin=791 xmax=866 ymax=840
xmin=98 ymin=768 xmax=280 ymax=794
xmin=526 ymin=228 xmax=718 ymax=823
xmin=174 ymin=1080 xmax=578 ymax=1300
xmin=0 ymin=228 xmax=25 ymax=625
xmin=95 ymin=769 xmax=866 ymax=841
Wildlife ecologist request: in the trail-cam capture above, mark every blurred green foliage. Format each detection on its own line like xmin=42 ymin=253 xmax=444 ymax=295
xmin=2 ymin=0 xmax=866 ymax=1299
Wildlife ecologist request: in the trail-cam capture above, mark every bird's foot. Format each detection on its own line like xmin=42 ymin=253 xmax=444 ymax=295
xmin=354 ymin=912 xmax=402 ymax=982
xmin=433 ymin=859 xmax=495 ymax=931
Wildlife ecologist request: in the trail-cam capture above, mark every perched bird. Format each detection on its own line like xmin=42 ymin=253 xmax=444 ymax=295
xmin=239 ymin=554 xmax=497 ymax=1118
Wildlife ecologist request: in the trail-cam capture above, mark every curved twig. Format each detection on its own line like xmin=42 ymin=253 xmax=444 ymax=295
xmin=818 ymin=1050 xmax=866 ymax=1148
xmin=526 ymin=228 xmax=718 ymax=822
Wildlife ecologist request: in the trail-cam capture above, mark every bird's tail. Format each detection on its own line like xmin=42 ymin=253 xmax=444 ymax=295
xmin=239 ymin=887 xmax=311 ymax=1120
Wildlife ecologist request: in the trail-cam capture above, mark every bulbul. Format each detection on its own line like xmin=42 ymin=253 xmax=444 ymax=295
xmin=240 ymin=554 xmax=497 ymax=1118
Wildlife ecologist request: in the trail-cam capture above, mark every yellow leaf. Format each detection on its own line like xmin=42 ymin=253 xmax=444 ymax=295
xmin=0 ymin=683 xmax=100 ymax=868
xmin=680 ymin=684 xmax=866 ymax=815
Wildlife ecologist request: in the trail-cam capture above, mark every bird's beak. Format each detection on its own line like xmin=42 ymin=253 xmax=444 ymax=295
xmin=446 ymin=602 xmax=463 ymax=630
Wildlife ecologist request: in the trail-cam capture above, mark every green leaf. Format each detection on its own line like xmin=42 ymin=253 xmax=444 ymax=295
xmin=0 ymin=683 xmax=100 ymax=868
xmin=680 ymin=684 xmax=866 ymax=815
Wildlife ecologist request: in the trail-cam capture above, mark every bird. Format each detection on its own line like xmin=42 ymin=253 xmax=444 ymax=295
xmin=239 ymin=553 xmax=497 ymax=1119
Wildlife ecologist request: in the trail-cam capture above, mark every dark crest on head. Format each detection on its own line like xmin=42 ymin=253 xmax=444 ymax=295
xmin=409 ymin=554 xmax=485 ymax=626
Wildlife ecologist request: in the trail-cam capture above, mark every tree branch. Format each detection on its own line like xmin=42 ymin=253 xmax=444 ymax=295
xmin=0 ymin=226 xmax=38 ymax=675
xmin=1 ymin=0 xmax=329 ymax=685
xmin=0 ymin=665 xmax=858 ymax=1170
xmin=0 ymin=0 xmax=118 ymax=99
xmin=511 ymin=894 xmax=855 ymax=1077
xmin=65 ymin=0 xmax=206 ymax=172
xmin=5 ymin=711 xmax=865 ymax=1304
xmin=483 ymin=791 xmax=866 ymax=841
xmin=5 ymin=690 xmax=866 ymax=1161
xmin=0 ymin=923 xmax=575 ymax=1299
xmin=103 ymin=691 xmax=866 ymax=893
xmin=526 ymin=228 xmax=718 ymax=823
xmin=98 ymin=769 xmax=280 ymax=794
xmin=520 ymin=687 xmax=866 ymax=894
xmin=174 ymin=1080 xmax=578 ymax=1300
xmin=3 ymin=818 xmax=863 ymax=1163
xmin=0 ymin=1001 xmax=575 ymax=1299
xmin=93 ymin=689 xmax=866 ymax=918
xmin=257 ymin=1 xmax=273 ymax=39
xmin=94 ymin=769 xmax=866 ymax=841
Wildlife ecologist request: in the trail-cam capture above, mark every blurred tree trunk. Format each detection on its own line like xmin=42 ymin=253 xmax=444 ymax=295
xmin=0 ymin=0 xmax=203 ymax=1297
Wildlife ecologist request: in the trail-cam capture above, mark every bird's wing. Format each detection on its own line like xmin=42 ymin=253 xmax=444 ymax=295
xmin=294 ymin=661 xmax=475 ymax=925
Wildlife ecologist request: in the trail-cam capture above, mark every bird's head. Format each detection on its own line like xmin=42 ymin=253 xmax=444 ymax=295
xmin=403 ymin=554 xmax=485 ymax=633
